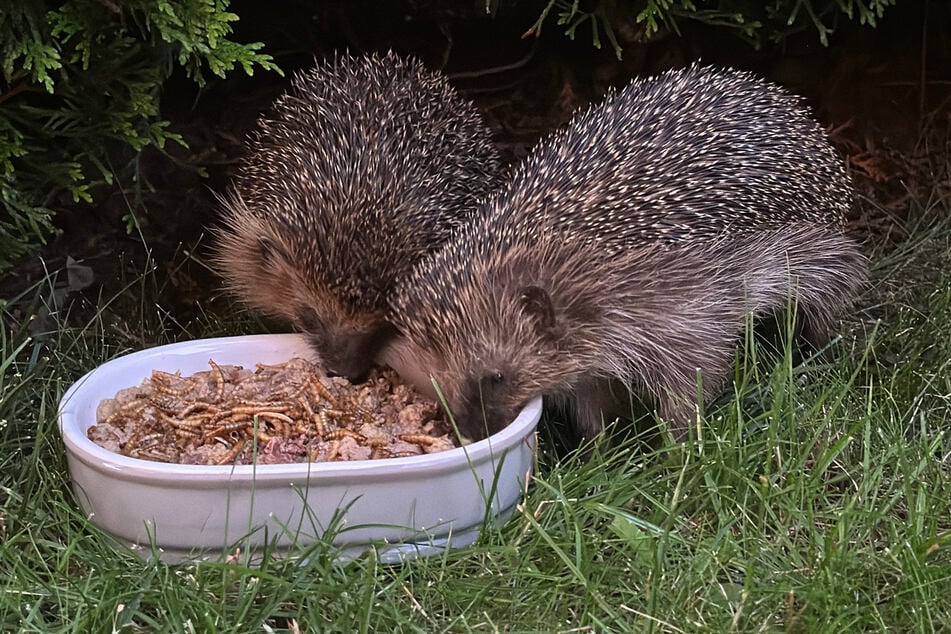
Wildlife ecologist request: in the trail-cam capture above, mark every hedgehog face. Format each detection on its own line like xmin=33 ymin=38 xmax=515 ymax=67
xmin=216 ymin=211 xmax=397 ymax=381
xmin=424 ymin=285 xmax=580 ymax=441
xmin=442 ymin=363 xmax=529 ymax=441
xmin=247 ymin=231 xmax=398 ymax=381
xmin=294 ymin=302 xmax=396 ymax=381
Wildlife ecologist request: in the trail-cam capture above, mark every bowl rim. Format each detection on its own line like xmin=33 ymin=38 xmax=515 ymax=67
xmin=58 ymin=334 xmax=543 ymax=482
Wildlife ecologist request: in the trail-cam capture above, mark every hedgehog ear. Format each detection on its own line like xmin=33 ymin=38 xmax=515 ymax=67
xmin=519 ymin=285 xmax=557 ymax=334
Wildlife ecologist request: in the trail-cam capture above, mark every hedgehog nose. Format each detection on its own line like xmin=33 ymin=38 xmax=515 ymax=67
xmin=326 ymin=366 xmax=370 ymax=383
xmin=323 ymin=353 xmax=374 ymax=383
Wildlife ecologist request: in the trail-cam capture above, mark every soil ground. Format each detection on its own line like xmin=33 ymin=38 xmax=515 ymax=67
xmin=1 ymin=1 xmax=949 ymax=330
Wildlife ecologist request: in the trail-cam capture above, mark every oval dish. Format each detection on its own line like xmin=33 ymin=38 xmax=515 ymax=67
xmin=58 ymin=334 xmax=541 ymax=562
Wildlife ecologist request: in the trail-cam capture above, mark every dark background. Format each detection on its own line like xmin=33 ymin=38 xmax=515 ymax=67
xmin=4 ymin=0 xmax=948 ymax=331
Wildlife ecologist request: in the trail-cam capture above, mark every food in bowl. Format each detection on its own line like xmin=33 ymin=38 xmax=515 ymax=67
xmin=88 ymin=357 xmax=456 ymax=465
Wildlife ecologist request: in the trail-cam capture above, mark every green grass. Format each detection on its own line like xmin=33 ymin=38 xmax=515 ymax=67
xmin=2 ymin=220 xmax=950 ymax=633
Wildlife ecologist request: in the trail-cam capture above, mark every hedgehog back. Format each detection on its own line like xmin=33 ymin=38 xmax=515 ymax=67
xmin=393 ymin=63 xmax=855 ymax=363
xmin=490 ymin=64 xmax=851 ymax=249
xmin=234 ymin=51 xmax=504 ymax=315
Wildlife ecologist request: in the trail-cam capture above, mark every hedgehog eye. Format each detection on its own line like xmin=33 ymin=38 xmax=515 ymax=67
xmin=487 ymin=370 xmax=505 ymax=386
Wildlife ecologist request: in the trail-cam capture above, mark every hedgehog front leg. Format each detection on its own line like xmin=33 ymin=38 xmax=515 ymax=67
xmin=639 ymin=336 xmax=738 ymax=441
xmin=651 ymin=371 xmax=729 ymax=440
xmin=570 ymin=376 xmax=642 ymax=439
xmin=572 ymin=351 xmax=735 ymax=443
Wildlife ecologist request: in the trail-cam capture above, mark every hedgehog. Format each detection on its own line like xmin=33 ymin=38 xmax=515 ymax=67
xmin=214 ymin=51 xmax=504 ymax=380
xmin=387 ymin=63 xmax=866 ymax=442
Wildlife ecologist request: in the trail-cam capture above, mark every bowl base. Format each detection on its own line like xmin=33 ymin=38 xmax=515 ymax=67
xmin=104 ymin=502 xmax=518 ymax=565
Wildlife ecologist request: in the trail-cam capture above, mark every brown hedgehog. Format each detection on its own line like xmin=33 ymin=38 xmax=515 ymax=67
xmin=388 ymin=63 xmax=866 ymax=442
xmin=215 ymin=51 xmax=504 ymax=380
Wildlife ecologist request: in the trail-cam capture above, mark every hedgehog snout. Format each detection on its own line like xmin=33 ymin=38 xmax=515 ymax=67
xmin=310 ymin=321 xmax=400 ymax=383
xmin=449 ymin=370 xmax=526 ymax=441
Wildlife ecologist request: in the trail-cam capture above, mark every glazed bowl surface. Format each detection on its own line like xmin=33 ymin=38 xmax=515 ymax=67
xmin=58 ymin=334 xmax=541 ymax=561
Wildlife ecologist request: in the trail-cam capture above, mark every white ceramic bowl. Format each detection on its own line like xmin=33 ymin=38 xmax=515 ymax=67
xmin=58 ymin=334 xmax=541 ymax=562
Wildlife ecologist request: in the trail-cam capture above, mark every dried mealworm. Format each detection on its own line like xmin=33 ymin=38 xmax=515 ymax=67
xmin=297 ymin=397 xmax=323 ymax=436
xmin=158 ymin=411 xmax=203 ymax=429
xmin=132 ymin=448 xmax=177 ymax=462
xmin=175 ymin=402 xmax=216 ymax=418
xmin=103 ymin=399 xmax=149 ymax=426
xmin=123 ymin=429 xmax=162 ymax=452
xmin=203 ymin=420 xmax=251 ymax=441
xmin=207 ymin=359 xmax=226 ymax=402
xmin=254 ymin=411 xmax=295 ymax=425
xmin=369 ymin=446 xmax=390 ymax=460
xmin=324 ymin=440 xmax=341 ymax=462
xmin=324 ymin=429 xmax=366 ymax=443
xmin=308 ymin=376 xmax=338 ymax=407
xmin=231 ymin=401 xmax=294 ymax=412
xmin=149 ymin=370 xmax=191 ymax=395
xmin=215 ymin=439 xmax=247 ymax=465
xmin=210 ymin=406 xmax=293 ymax=424
xmin=398 ymin=434 xmax=438 ymax=446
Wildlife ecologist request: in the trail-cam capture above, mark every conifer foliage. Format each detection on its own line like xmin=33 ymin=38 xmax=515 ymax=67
xmin=0 ymin=0 xmax=278 ymax=270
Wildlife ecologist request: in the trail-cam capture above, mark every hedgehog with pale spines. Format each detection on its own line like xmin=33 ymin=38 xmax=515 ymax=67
xmin=388 ymin=63 xmax=866 ymax=442
xmin=214 ymin=51 xmax=504 ymax=381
